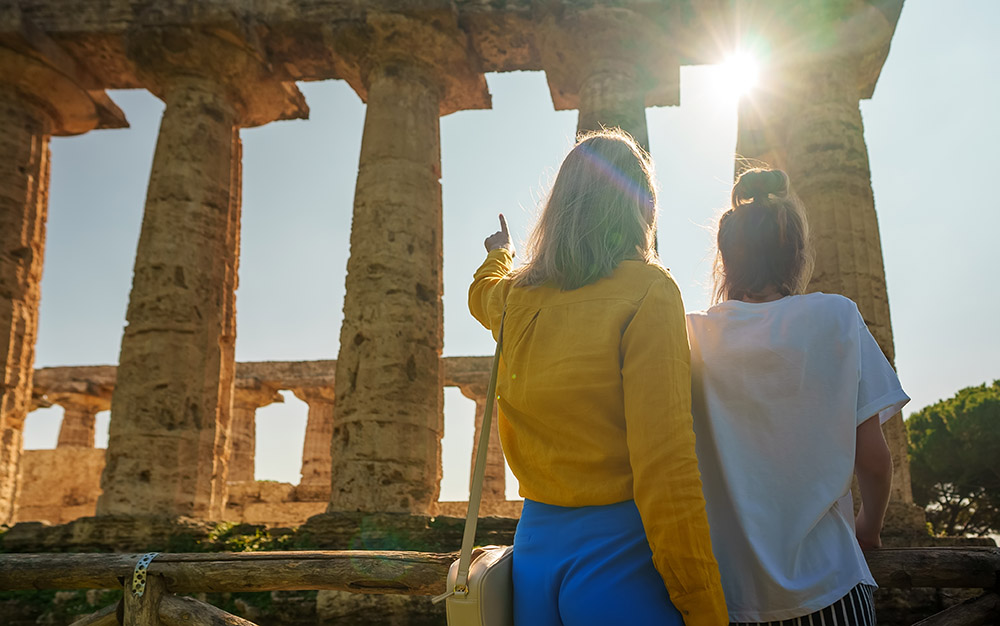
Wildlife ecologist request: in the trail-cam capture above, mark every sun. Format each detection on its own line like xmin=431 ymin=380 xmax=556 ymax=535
xmin=716 ymin=51 xmax=760 ymax=101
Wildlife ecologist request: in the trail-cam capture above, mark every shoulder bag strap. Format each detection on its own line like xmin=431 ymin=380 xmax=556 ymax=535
xmin=433 ymin=312 xmax=505 ymax=601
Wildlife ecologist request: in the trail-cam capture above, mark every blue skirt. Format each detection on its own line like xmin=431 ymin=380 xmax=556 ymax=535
xmin=513 ymin=498 xmax=684 ymax=626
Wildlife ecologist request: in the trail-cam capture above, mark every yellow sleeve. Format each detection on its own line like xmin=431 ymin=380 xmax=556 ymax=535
xmin=621 ymin=275 xmax=728 ymax=626
xmin=468 ymin=248 xmax=514 ymax=340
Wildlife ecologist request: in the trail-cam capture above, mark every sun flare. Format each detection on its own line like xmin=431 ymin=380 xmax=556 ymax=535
xmin=716 ymin=51 xmax=760 ymax=100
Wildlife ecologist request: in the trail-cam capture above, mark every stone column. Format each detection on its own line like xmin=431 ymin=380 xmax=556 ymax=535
xmin=0 ymin=38 xmax=126 ymax=524
xmin=54 ymin=393 xmax=111 ymax=448
xmin=0 ymin=86 xmax=49 ymax=526
xmin=540 ymin=7 xmax=678 ymax=152
xmin=229 ymin=384 xmax=283 ymax=483
xmin=213 ymin=135 xmax=242 ymax=512
xmin=329 ymin=12 xmax=489 ymax=514
xmin=293 ymin=387 xmax=335 ymax=499
xmin=98 ymin=28 xmax=306 ymax=519
xmin=735 ymin=57 xmax=921 ymax=530
xmin=457 ymin=384 xmax=506 ymax=511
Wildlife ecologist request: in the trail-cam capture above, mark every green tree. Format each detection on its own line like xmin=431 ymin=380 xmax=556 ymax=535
xmin=907 ymin=380 xmax=1000 ymax=536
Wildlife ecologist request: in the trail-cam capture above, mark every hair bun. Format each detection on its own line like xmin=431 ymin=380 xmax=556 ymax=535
xmin=733 ymin=169 xmax=789 ymax=204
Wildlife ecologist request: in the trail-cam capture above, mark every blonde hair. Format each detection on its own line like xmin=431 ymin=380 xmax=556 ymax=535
xmin=512 ymin=129 xmax=658 ymax=290
xmin=712 ymin=168 xmax=813 ymax=303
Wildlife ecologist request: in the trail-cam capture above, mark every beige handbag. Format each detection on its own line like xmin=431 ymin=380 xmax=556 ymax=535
xmin=432 ymin=318 xmax=514 ymax=625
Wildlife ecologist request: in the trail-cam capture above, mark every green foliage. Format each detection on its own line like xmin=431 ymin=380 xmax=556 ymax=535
xmin=203 ymin=522 xmax=298 ymax=552
xmin=907 ymin=380 xmax=1000 ymax=536
xmin=0 ymin=588 xmax=121 ymax=622
xmin=160 ymin=522 xmax=301 ymax=553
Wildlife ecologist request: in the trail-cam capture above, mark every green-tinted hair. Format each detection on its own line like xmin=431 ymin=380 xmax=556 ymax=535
xmin=512 ymin=129 xmax=658 ymax=290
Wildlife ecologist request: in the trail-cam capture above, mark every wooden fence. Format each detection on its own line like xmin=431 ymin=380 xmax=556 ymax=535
xmin=1 ymin=548 xmax=997 ymax=626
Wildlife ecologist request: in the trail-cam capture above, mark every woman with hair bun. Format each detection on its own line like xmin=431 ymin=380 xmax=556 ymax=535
xmin=686 ymin=168 xmax=908 ymax=626
xmin=469 ymin=129 xmax=727 ymax=625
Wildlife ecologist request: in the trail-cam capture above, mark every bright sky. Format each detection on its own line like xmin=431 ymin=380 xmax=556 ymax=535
xmin=23 ymin=0 xmax=999 ymax=503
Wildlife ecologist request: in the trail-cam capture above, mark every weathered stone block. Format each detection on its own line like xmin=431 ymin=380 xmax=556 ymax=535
xmin=13 ymin=448 xmax=104 ymax=525
xmin=0 ymin=514 xmax=214 ymax=553
xmin=298 ymin=512 xmax=517 ymax=552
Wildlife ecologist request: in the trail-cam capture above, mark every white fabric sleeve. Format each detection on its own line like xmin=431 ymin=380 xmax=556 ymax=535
xmin=855 ymin=311 xmax=910 ymax=425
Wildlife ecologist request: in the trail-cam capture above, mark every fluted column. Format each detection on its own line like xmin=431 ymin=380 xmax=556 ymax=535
xmin=98 ymin=28 xmax=306 ymax=519
xmin=329 ymin=12 xmax=489 ymax=514
xmin=331 ymin=60 xmax=444 ymax=515
xmin=0 ymin=37 xmax=126 ymax=524
xmin=54 ymin=393 xmax=111 ymax=448
xmin=540 ymin=7 xmax=678 ymax=152
xmin=457 ymin=383 xmax=506 ymax=512
xmin=735 ymin=55 xmax=919 ymax=529
xmin=229 ymin=384 xmax=283 ymax=483
xmin=292 ymin=387 xmax=335 ymax=493
xmin=0 ymin=88 xmax=50 ymax=526
xmin=578 ymin=65 xmax=649 ymax=150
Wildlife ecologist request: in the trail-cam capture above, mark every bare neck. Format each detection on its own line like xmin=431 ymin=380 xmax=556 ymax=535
xmin=741 ymin=286 xmax=785 ymax=303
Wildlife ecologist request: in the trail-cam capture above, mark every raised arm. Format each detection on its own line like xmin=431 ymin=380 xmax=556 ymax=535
xmin=468 ymin=214 xmax=515 ymax=336
xmin=621 ymin=275 xmax=728 ymax=626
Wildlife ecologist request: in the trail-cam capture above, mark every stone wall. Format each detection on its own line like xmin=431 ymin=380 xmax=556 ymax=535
xmin=13 ymin=448 xmax=104 ymax=525
xmin=223 ymin=481 xmax=326 ymax=528
xmin=15 ymin=358 xmax=520 ymax=527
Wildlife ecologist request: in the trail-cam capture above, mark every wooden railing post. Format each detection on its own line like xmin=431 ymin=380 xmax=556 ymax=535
xmin=68 ymin=602 xmax=119 ymax=626
xmin=2 ymin=547 xmax=997 ymax=626
xmin=159 ymin=595 xmax=259 ymax=626
xmin=124 ymin=573 xmax=165 ymax=626
xmin=913 ymin=593 xmax=1000 ymax=626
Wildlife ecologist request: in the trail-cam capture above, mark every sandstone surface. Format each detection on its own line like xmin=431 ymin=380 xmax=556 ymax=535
xmin=2 ymin=0 xmax=918 ymax=541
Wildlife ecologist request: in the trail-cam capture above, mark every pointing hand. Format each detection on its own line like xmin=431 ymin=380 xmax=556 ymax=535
xmin=484 ymin=214 xmax=515 ymax=256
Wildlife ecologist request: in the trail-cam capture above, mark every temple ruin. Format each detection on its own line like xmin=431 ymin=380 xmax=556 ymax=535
xmin=16 ymin=358 xmax=513 ymax=527
xmin=1 ymin=0 xmax=920 ymax=543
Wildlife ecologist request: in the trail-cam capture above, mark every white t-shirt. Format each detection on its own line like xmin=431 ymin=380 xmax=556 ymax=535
xmin=686 ymin=293 xmax=909 ymax=623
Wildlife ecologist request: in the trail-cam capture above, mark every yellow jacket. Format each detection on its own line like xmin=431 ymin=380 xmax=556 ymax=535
xmin=469 ymin=248 xmax=727 ymax=625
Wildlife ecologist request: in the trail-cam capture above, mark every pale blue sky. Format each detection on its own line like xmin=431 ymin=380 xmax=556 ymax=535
xmin=23 ymin=0 xmax=999 ymax=502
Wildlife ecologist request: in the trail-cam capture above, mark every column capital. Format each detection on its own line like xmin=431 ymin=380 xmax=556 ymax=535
xmin=28 ymin=393 xmax=52 ymax=412
xmin=0 ymin=17 xmax=127 ymax=135
xmin=329 ymin=11 xmax=490 ymax=116
xmin=125 ymin=24 xmax=308 ymax=127
xmin=539 ymin=6 xmax=678 ymax=112
xmin=291 ymin=386 xmax=335 ymax=406
xmin=48 ymin=391 xmax=111 ymax=415
xmin=445 ymin=356 xmax=493 ymax=403
xmin=233 ymin=380 xmax=283 ymax=411
xmin=54 ymin=391 xmax=105 ymax=448
xmin=455 ymin=382 xmax=489 ymax=405
xmin=32 ymin=373 xmax=115 ymax=418
xmin=732 ymin=1 xmax=899 ymax=101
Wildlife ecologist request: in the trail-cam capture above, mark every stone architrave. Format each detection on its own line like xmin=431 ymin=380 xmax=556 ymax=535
xmin=0 ymin=26 xmax=126 ymax=524
xmin=734 ymin=7 xmax=922 ymax=530
xmin=328 ymin=11 xmax=489 ymax=515
xmin=97 ymin=26 xmax=307 ymax=520
xmin=457 ymin=383 xmax=506 ymax=512
xmin=229 ymin=383 xmax=283 ymax=484
xmin=53 ymin=392 xmax=111 ymax=448
xmin=292 ymin=387 xmax=336 ymax=494
xmin=539 ymin=7 xmax=679 ymax=152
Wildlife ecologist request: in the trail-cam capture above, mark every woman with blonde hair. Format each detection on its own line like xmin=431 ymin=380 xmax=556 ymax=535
xmin=686 ymin=168 xmax=907 ymax=625
xmin=469 ymin=129 xmax=727 ymax=626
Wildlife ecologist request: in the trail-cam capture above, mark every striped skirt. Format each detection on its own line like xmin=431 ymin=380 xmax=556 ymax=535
xmin=731 ymin=584 xmax=877 ymax=626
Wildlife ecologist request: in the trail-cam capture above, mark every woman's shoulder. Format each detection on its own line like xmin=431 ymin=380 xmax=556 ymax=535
xmin=793 ymin=292 xmax=861 ymax=318
xmin=616 ymin=260 xmax=680 ymax=292
xmin=687 ymin=292 xmax=861 ymax=326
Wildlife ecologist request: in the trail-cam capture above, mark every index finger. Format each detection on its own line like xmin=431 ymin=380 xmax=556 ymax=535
xmin=499 ymin=213 xmax=509 ymax=236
